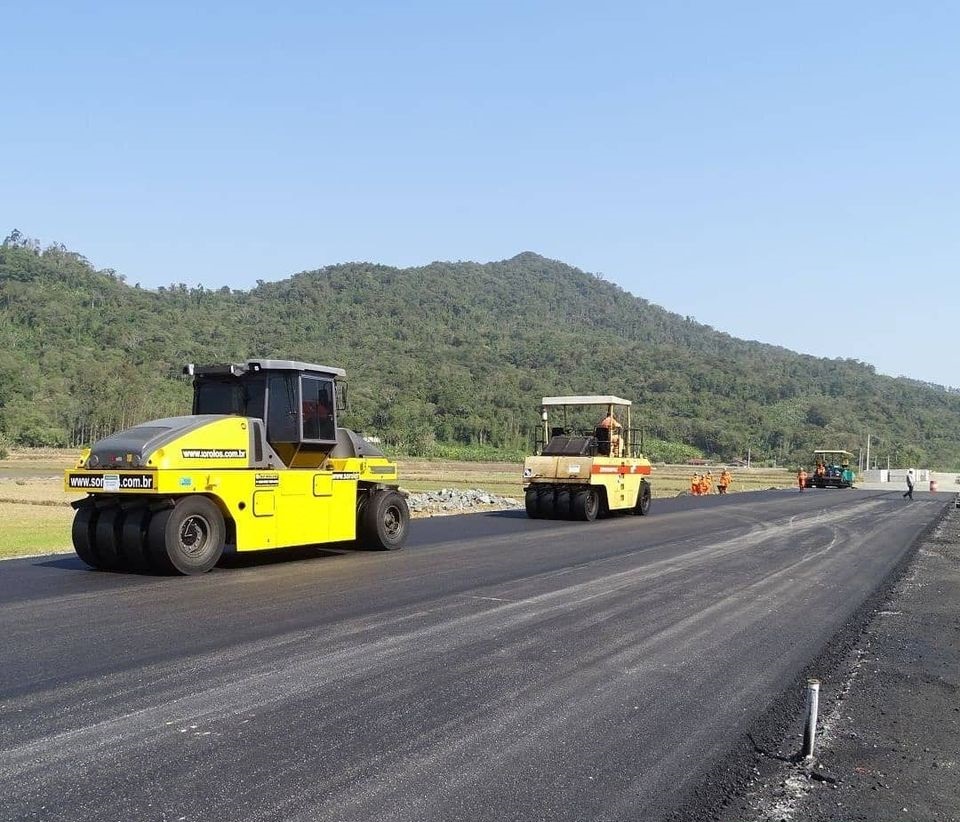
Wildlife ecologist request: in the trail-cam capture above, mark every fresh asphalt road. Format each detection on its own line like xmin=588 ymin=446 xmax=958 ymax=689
xmin=0 ymin=490 xmax=948 ymax=822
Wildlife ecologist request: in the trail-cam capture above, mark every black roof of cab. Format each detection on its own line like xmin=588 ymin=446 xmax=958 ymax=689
xmin=185 ymin=360 xmax=347 ymax=379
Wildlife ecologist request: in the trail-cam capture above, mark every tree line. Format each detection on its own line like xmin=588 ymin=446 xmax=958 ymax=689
xmin=2 ymin=232 xmax=959 ymax=468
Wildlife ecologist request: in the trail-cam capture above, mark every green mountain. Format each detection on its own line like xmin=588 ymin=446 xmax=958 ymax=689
xmin=2 ymin=230 xmax=958 ymax=468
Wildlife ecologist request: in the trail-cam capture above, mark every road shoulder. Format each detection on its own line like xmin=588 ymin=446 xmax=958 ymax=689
xmin=711 ymin=505 xmax=960 ymax=822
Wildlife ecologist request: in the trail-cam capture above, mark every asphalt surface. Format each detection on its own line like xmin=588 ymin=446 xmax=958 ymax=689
xmin=0 ymin=489 xmax=948 ymax=822
xmin=713 ymin=504 xmax=960 ymax=822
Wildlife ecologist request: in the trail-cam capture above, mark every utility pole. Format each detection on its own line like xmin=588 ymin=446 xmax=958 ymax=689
xmin=865 ymin=434 xmax=871 ymax=472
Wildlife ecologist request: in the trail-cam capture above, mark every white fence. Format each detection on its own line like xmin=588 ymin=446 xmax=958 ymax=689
xmin=860 ymin=469 xmax=960 ymax=487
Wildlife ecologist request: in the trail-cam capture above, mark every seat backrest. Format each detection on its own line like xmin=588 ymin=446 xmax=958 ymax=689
xmin=594 ymin=426 xmax=611 ymax=456
xmin=543 ymin=435 xmax=597 ymax=457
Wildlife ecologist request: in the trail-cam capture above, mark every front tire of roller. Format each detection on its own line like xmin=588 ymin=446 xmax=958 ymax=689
xmin=120 ymin=506 xmax=153 ymax=572
xmin=524 ymin=487 xmax=542 ymax=519
xmin=536 ymin=486 xmax=556 ymax=519
xmin=94 ymin=506 xmax=124 ymax=570
xmin=360 ymin=489 xmax=410 ymax=550
xmin=554 ymin=488 xmax=572 ymax=519
xmin=72 ymin=503 xmax=101 ymax=569
xmin=148 ymin=496 xmax=225 ymax=575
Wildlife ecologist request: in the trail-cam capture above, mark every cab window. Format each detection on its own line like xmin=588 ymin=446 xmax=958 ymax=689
xmin=301 ymin=377 xmax=336 ymax=441
xmin=194 ymin=378 xmax=265 ymax=420
xmin=266 ymin=374 xmax=299 ymax=443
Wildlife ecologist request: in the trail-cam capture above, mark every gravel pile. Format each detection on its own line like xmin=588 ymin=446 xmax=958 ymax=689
xmin=404 ymin=487 xmax=523 ymax=516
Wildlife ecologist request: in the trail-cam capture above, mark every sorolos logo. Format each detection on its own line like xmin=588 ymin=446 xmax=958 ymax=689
xmin=68 ymin=473 xmax=155 ymax=490
xmin=181 ymin=448 xmax=247 ymax=459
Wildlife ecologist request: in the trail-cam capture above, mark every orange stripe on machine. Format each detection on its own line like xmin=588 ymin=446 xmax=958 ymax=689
xmin=591 ymin=464 xmax=652 ymax=475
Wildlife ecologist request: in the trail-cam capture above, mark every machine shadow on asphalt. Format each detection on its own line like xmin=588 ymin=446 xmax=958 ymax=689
xmin=31 ymin=543 xmax=365 ymax=575
xmin=33 ymin=556 xmax=94 ymax=571
xmin=479 ymin=509 xmax=528 ymax=519
xmin=216 ymin=544 xmax=357 ymax=570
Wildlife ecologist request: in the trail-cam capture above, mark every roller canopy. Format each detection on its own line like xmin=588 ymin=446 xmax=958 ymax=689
xmin=541 ymin=395 xmax=632 ymax=407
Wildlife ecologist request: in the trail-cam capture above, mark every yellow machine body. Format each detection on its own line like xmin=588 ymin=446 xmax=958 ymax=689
xmin=65 ymin=359 xmax=409 ymax=574
xmin=65 ymin=415 xmax=398 ymax=551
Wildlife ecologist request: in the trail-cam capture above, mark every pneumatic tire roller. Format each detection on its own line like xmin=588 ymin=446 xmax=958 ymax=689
xmin=65 ymin=359 xmax=410 ymax=574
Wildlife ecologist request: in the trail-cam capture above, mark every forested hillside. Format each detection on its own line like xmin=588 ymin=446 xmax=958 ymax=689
xmin=2 ymin=230 xmax=959 ymax=468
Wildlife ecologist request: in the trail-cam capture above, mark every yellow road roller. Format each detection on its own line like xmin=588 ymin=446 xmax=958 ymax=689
xmin=522 ymin=395 xmax=653 ymax=521
xmin=65 ymin=359 xmax=409 ymax=574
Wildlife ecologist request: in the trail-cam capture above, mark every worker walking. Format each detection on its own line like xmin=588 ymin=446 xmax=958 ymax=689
xmin=798 ymin=468 xmax=807 ymax=492
xmin=903 ymin=469 xmax=914 ymax=501
xmin=704 ymin=472 xmax=713 ymax=495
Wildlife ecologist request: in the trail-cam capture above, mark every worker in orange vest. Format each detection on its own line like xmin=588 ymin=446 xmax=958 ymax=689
xmin=718 ymin=469 xmax=732 ymax=494
xmin=704 ymin=472 xmax=713 ymax=494
xmin=798 ymin=468 xmax=808 ymax=492
xmin=597 ymin=412 xmax=622 ymax=457
xmin=690 ymin=474 xmax=700 ymax=495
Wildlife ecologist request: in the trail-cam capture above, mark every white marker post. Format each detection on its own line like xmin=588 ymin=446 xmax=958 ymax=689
xmin=803 ymin=678 xmax=820 ymax=760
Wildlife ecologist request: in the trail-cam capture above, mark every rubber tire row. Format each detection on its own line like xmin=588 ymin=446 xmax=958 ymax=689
xmin=72 ymin=496 xmax=225 ymax=575
xmin=525 ymin=485 xmax=600 ymax=521
xmin=525 ymin=484 xmax=652 ymax=521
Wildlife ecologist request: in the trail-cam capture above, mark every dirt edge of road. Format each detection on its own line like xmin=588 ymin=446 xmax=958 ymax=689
xmin=668 ymin=500 xmax=956 ymax=822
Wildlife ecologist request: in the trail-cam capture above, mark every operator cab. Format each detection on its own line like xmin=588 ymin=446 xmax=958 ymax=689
xmin=188 ymin=359 xmax=345 ymax=468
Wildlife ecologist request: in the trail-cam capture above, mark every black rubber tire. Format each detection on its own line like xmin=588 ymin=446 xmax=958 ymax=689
xmin=572 ymin=488 xmax=599 ymax=522
xmin=72 ymin=504 xmax=101 ymax=569
xmin=120 ymin=506 xmax=153 ymax=572
xmin=148 ymin=496 xmax=225 ymax=575
xmin=360 ymin=489 xmax=410 ymax=550
xmin=554 ymin=488 xmax=572 ymax=520
xmin=94 ymin=506 xmax=124 ymax=570
xmin=524 ymin=487 xmax=542 ymax=519
xmin=536 ymin=486 xmax=556 ymax=519
xmin=635 ymin=483 xmax=652 ymax=516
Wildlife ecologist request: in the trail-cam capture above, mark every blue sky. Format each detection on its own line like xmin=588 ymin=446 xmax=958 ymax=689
xmin=3 ymin=1 xmax=959 ymax=387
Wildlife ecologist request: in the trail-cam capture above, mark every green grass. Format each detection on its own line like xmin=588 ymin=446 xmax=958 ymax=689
xmin=0 ymin=502 xmax=73 ymax=558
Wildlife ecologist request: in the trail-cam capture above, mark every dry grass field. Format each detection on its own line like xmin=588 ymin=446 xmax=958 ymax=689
xmin=400 ymin=459 xmax=796 ymax=498
xmin=0 ymin=449 xmax=796 ymax=560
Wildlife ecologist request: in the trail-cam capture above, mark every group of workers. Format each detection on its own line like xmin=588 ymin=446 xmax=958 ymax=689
xmin=799 ymin=460 xmax=845 ymax=490
xmin=797 ymin=461 xmax=826 ymax=491
xmin=690 ymin=469 xmax=733 ymax=496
